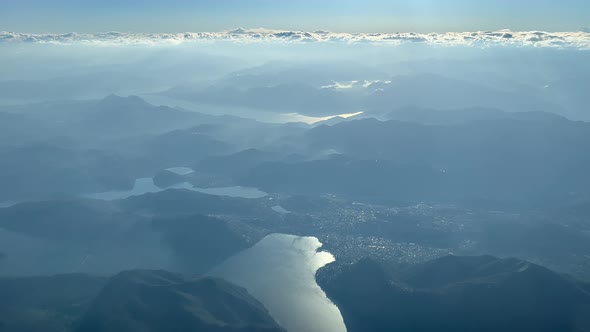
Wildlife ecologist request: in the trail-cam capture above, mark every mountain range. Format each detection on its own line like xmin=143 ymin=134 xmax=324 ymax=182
xmin=0 ymin=270 xmax=284 ymax=332
xmin=317 ymin=255 xmax=590 ymax=332
xmin=239 ymin=113 xmax=590 ymax=207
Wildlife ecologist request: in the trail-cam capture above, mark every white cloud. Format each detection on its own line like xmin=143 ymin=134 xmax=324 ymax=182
xmin=1 ymin=29 xmax=589 ymax=49
xmin=321 ymin=81 xmax=360 ymax=89
xmin=321 ymin=80 xmax=392 ymax=90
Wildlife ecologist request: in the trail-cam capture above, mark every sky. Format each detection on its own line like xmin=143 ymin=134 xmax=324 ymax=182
xmin=1 ymin=0 xmax=589 ymax=33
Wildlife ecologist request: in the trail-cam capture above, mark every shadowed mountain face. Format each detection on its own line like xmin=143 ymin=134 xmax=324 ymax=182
xmin=164 ymin=82 xmax=361 ymax=117
xmin=76 ymin=95 xmax=206 ymax=137
xmin=0 ymin=270 xmax=284 ymax=332
xmin=75 ymin=270 xmax=285 ymax=332
xmin=317 ymin=255 xmax=590 ymax=332
xmin=0 ymin=274 xmax=107 ymax=332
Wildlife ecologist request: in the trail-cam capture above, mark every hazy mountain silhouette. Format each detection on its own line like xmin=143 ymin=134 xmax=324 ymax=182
xmin=162 ymin=71 xmax=571 ymax=117
xmin=0 ymin=95 xmax=248 ymax=143
xmin=164 ymin=82 xmax=360 ymax=116
xmin=376 ymin=106 xmax=567 ymax=125
xmin=242 ymin=114 xmax=590 ymax=207
xmin=128 ymin=130 xmax=233 ymax=171
xmin=0 ymin=274 xmax=107 ymax=332
xmin=0 ymin=96 xmax=241 ymax=201
xmin=364 ymin=73 xmax=564 ymax=115
xmin=197 ymin=148 xmax=285 ymax=178
xmin=0 ymin=191 xmax=266 ymax=275
xmin=119 ymin=189 xmax=262 ymax=217
xmin=82 ymin=95 xmax=241 ymax=138
xmin=0 ymin=144 xmax=136 ymax=201
xmin=151 ymin=215 xmax=250 ymax=274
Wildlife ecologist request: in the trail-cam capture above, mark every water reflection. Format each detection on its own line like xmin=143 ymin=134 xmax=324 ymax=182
xmin=209 ymin=233 xmax=346 ymax=332
xmin=142 ymin=94 xmax=362 ymax=125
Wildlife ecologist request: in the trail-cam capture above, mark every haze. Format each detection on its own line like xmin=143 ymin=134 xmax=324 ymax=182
xmin=1 ymin=2 xmax=590 ymax=332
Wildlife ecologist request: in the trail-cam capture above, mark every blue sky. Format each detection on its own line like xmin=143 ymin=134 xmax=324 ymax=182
xmin=2 ymin=0 xmax=589 ymax=33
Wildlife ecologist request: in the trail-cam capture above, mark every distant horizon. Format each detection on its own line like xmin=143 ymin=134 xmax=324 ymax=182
xmin=3 ymin=27 xmax=590 ymax=34
xmin=2 ymin=0 xmax=588 ymax=34
xmin=2 ymin=28 xmax=589 ymax=50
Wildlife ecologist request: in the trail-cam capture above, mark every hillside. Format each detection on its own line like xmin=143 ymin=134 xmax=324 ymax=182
xmin=317 ymin=255 xmax=590 ymax=332
xmin=75 ymin=270 xmax=285 ymax=332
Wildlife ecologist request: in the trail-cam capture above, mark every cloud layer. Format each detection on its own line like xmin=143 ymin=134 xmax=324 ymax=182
xmin=1 ymin=29 xmax=589 ymax=49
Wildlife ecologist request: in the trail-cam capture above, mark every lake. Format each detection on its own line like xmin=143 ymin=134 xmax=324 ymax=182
xmin=141 ymin=94 xmax=362 ymax=125
xmin=165 ymin=167 xmax=195 ymax=175
xmin=209 ymin=233 xmax=347 ymax=332
xmin=271 ymin=205 xmax=291 ymax=214
xmin=0 ymin=201 xmax=18 ymax=208
xmin=86 ymin=177 xmax=268 ymax=200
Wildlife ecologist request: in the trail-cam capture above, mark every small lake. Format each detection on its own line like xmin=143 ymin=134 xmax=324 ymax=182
xmin=86 ymin=177 xmax=268 ymax=201
xmin=165 ymin=167 xmax=195 ymax=175
xmin=271 ymin=205 xmax=291 ymax=214
xmin=0 ymin=201 xmax=19 ymax=208
xmin=209 ymin=234 xmax=347 ymax=332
